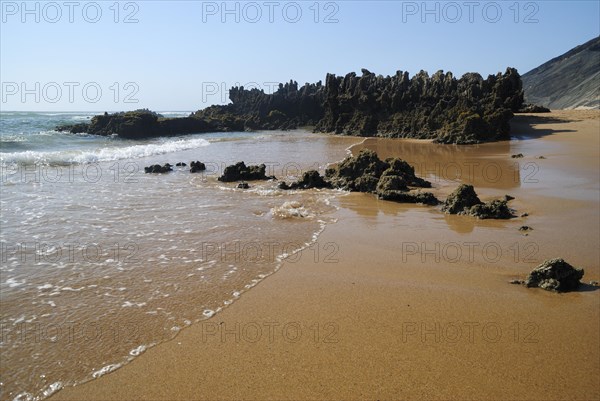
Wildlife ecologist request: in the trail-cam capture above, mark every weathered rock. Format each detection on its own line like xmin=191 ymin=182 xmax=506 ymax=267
xmin=325 ymin=150 xmax=389 ymax=192
xmin=377 ymin=190 xmax=438 ymax=205
xmin=442 ymin=184 xmax=514 ymax=219
xmin=237 ymin=182 xmax=250 ymax=189
xmin=190 ymin=161 xmax=206 ymax=173
xmin=524 ymin=258 xmax=584 ymax=292
xmin=218 ymin=162 xmax=274 ymax=182
xmin=58 ymin=68 xmax=524 ymax=144
xmin=324 ymin=150 xmax=436 ymax=204
xmin=56 ymin=122 xmax=89 ymax=134
xmin=279 ymin=170 xmax=332 ymax=190
xmin=511 ymin=153 xmax=524 ymax=158
xmin=144 ymin=163 xmax=173 ymax=174
xmin=519 ymin=226 xmax=533 ymax=231
xmin=175 ymin=162 xmax=187 ymax=167
xmin=441 ymin=184 xmax=481 ymax=214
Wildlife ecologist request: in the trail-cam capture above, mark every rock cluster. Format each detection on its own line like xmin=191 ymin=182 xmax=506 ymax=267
xmin=144 ymin=164 xmax=173 ymax=173
xmin=217 ymin=162 xmax=275 ymax=182
xmin=441 ymin=184 xmax=514 ymax=219
xmin=524 ymin=258 xmax=584 ymax=292
xmin=278 ymin=170 xmax=332 ymax=190
xmin=57 ymin=67 xmax=524 ymax=144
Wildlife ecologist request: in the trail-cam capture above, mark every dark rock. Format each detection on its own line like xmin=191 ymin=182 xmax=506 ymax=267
xmin=504 ymin=195 xmax=515 ymax=201
xmin=519 ymin=226 xmax=533 ymax=231
xmin=324 ymin=149 xmax=436 ymax=204
xmin=279 ymin=170 xmax=332 ymax=190
xmin=176 ymin=162 xmax=187 ymax=167
xmin=442 ymin=184 xmax=514 ymax=219
xmin=509 ymin=279 xmax=524 ymax=285
xmin=218 ymin=162 xmax=273 ymax=182
xmin=524 ymin=258 xmax=584 ymax=292
xmin=237 ymin=182 xmax=250 ymax=189
xmin=511 ymin=153 xmax=524 ymax=158
xmin=521 ymin=213 xmax=529 ymax=217
xmin=377 ymin=190 xmax=438 ymax=205
xmin=56 ymin=122 xmax=89 ymax=133
xmin=441 ymin=184 xmax=481 ymax=214
xmin=537 ymin=156 xmax=546 ymax=159
xmin=469 ymin=199 xmax=514 ymax=220
xmin=58 ymin=67 xmax=524 ymax=144
xmin=325 ymin=150 xmax=388 ymax=192
xmin=190 ymin=161 xmax=206 ymax=173
xmin=144 ymin=164 xmax=173 ymax=174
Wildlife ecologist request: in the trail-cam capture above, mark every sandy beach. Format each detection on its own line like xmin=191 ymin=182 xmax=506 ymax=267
xmin=51 ymin=110 xmax=599 ymax=400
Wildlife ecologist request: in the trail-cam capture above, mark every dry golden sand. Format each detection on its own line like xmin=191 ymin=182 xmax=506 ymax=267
xmin=52 ymin=111 xmax=599 ymax=400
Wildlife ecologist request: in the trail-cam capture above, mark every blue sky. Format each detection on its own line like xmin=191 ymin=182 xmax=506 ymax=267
xmin=1 ymin=0 xmax=599 ymax=111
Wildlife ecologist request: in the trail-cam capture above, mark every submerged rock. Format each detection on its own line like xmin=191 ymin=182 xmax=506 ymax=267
xmin=279 ymin=170 xmax=331 ymax=190
xmin=218 ymin=162 xmax=274 ymax=182
xmin=511 ymin=153 xmax=524 ymax=158
xmin=175 ymin=162 xmax=187 ymax=167
xmin=144 ymin=164 xmax=173 ymax=174
xmin=190 ymin=161 xmax=206 ymax=173
xmin=237 ymin=182 xmax=250 ymax=189
xmin=442 ymin=184 xmax=514 ymax=219
xmin=524 ymin=258 xmax=584 ymax=292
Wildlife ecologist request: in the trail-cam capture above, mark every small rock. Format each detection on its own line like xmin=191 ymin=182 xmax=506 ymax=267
xmin=237 ymin=182 xmax=250 ymax=189
xmin=509 ymin=279 xmax=524 ymax=285
xmin=525 ymin=258 xmax=584 ymax=292
xmin=176 ymin=162 xmax=187 ymax=167
xmin=537 ymin=156 xmax=546 ymax=159
xmin=504 ymin=195 xmax=515 ymax=201
xmin=190 ymin=161 xmax=206 ymax=173
xmin=519 ymin=226 xmax=533 ymax=231
xmin=521 ymin=213 xmax=529 ymax=217
xmin=511 ymin=153 xmax=524 ymax=158
xmin=590 ymin=281 xmax=599 ymax=286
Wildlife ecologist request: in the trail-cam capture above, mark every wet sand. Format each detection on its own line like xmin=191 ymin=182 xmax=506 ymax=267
xmin=51 ymin=110 xmax=599 ymax=400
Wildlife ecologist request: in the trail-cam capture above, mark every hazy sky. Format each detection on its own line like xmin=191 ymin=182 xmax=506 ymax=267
xmin=1 ymin=0 xmax=598 ymax=111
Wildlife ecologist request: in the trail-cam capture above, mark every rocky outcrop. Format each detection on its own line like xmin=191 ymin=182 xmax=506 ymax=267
xmin=524 ymin=258 xmax=584 ymax=292
xmin=325 ymin=150 xmax=437 ymax=204
xmin=442 ymin=184 xmax=514 ymax=219
xmin=57 ymin=68 xmax=524 ymax=144
xmin=218 ymin=162 xmax=275 ymax=182
xmin=278 ymin=170 xmax=332 ymax=190
xmin=315 ymin=68 xmax=523 ymax=144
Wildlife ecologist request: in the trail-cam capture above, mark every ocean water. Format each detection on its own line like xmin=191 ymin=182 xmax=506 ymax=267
xmin=0 ymin=112 xmax=358 ymax=401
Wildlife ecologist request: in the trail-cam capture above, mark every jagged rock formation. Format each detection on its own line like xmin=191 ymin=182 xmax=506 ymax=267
xmin=278 ymin=170 xmax=332 ymax=190
xmin=522 ymin=36 xmax=600 ymax=109
xmin=325 ymin=150 xmax=437 ymax=204
xmin=442 ymin=184 xmax=514 ymax=219
xmin=217 ymin=162 xmax=275 ymax=182
xmin=524 ymin=258 xmax=584 ymax=292
xmin=315 ymin=68 xmax=523 ymax=144
xmin=57 ymin=67 xmax=524 ymax=144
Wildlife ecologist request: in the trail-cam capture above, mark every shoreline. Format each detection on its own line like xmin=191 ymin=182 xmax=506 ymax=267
xmin=51 ymin=110 xmax=599 ymax=400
